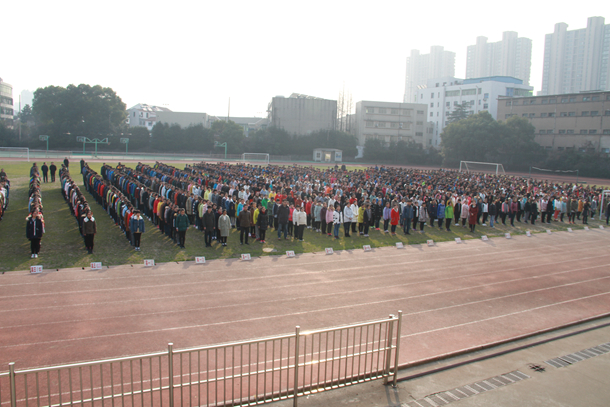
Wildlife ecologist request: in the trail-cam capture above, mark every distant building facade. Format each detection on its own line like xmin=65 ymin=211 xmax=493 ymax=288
xmin=418 ymin=76 xmax=533 ymax=147
xmin=155 ymin=111 xmax=209 ymax=129
xmin=127 ymin=104 xmax=171 ymax=131
xmin=0 ymin=78 xmax=14 ymax=128
xmin=404 ymin=46 xmax=455 ymax=103
xmin=354 ymin=101 xmax=433 ymax=148
xmin=466 ymin=31 xmax=532 ymax=85
xmin=540 ymin=17 xmax=610 ymax=95
xmin=208 ymin=116 xmax=268 ymax=137
xmin=498 ymin=91 xmax=610 ymax=153
xmin=268 ymin=94 xmax=336 ymax=136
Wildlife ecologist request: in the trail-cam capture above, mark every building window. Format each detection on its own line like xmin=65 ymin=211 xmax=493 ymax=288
xmin=560 ymin=112 xmax=567 ymax=117
xmin=390 ymin=122 xmax=398 ymax=128
xmin=541 ymin=99 xmax=548 ymax=104
xmin=378 ymin=108 xmax=387 ymax=114
xmin=583 ymin=97 xmax=590 ymax=101
xmin=513 ymin=100 xmax=519 ymax=105
xmin=561 ymin=98 xmax=569 ymax=103
xmin=446 ymin=90 xmax=460 ymax=97
xmin=539 ymin=130 xmax=545 ymax=134
xmin=558 ymin=147 xmax=564 ymax=151
xmin=391 ymin=109 xmax=398 ymax=115
xmin=529 ymin=113 xmax=535 ymax=118
xmin=582 ymin=111 xmax=590 ymax=116
xmin=546 ymin=130 xmax=553 ymax=134
xmin=592 ymin=96 xmax=600 ymax=101
xmin=567 ymin=130 xmax=574 ymax=134
xmin=365 ymin=121 xmax=374 ymax=127
xmin=416 ymin=132 xmax=423 ymax=137
xmin=549 ymin=113 xmax=555 ymax=117
xmin=431 ymin=93 xmax=434 ymax=98
xmin=484 ymin=93 xmax=489 ymax=99
xmin=483 ymin=103 xmax=488 ymax=109
xmin=506 ymin=101 xmax=512 ymax=106
xmin=591 ymin=111 xmax=599 ymax=116
xmin=549 ymin=98 xmax=557 ymax=103
xmin=462 ymin=89 xmax=477 ymax=96
xmin=430 ymin=112 xmax=433 ymax=117
xmin=417 ymin=110 xmax=424 ymax=115
xmin=429 ymin=103 xmax=434 ymax=108
xmin=559 ymin=130 xmax=566 ymax=134
xmin=580 ymin=130 xmax=587 ymax=134
xmin=522 ymin=113 xmax=528 ymax=117
xmin=568 ymin=112 xmax=576 ymax=117
xmin=589 ymin=130 xmax=597 ymax=134
xmin=365 ymin=107 xmax=375 ymax=114
xmin=603 ymin=130 xmax=610 ymax=134
xmin=569 ymin=97 xmax=576 ymax=102
xmin=545 ymin=146 xmax=552 ymax=150
xmin=540 ymin=113 xmax=547 ymax=118
xmin=469 ymin=100 xmax=475 ymax=106
xmin=446 ymin=102 xmax=450 ymax=107
xmin=602 ymin=148 xmax=610 ymax=153
xmin=606 ymin=110 xmax=610 ymax=116
xmin=378 ymin=122 xmax=386 ymax=128
xmin=416 ymin=121 xmax=423 ymax=125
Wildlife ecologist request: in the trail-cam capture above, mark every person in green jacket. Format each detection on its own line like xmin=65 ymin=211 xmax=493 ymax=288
xmin=175 ymin=208 xmax=190 ymax=249
xmin=445 ymin=199 xmax=454 ymax=232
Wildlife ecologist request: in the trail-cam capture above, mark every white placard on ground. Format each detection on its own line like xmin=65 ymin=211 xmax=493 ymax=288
xmin=481 ymin=235 xmax=489 ymax=241
xmin=241 ymin=253 xmax=251 ymax=261
xmin=90 ymin=262 xmax=102 ymax=270
xmin=325 ymin=248 xmax=334 ymax=255
xmin=396 ymin=242 xmax=404 ymax=249
xmin=546 ymin=229 xmax=552 ymax=234
xmin=144 ymin=259 xmax=155 ymax=267
xmin=195 ymin=257 xmax=206 ymax=264
xmin=286 ymin=250 xmax=295 ymax=258
xmin=584 ymin=226 xmax=589 ymax=231
xmin=363 ymin=245 xmax=372 ymax=251
xmin=567 ymin=228 xmax=573 ymax=232
xmin=526 ymin=231 xmax=531 ymax=237
xmin=427 ymin=240 xmax=434 ymax=246
xmin=455 ymin=238 xmax=462 ymax=244
xmin=30 ymin=265 xmax=43 ymax=274
xmin=600 ymin=225 xmax=605 ymax=230
xmin=505 ymin=233 xmax=511 ymax=239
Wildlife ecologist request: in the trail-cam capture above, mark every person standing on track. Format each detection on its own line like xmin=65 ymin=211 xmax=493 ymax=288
xmin=49 ymin=162 xmax=57 ymax=182
xmin=82 ymin=210 xmax=97 ymax=254
xmin=219 ymin=209 xmax=231 ymax=246
xmin=41 ymin=163 xmax=49 ymax=183
xmin=129 ymin=210 xmax=145 ymax=251
xmin=238 ymin=203 xmax=251 ymax=244
xmin=175 ymin=208 xmax=189 ymax=249
xmin=26 ymin=209 xmax=44 ymax=258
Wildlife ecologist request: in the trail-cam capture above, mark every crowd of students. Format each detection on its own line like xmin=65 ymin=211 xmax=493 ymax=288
xmin=0 ymin=168 xmax=9 ymax=222
xmin=25 ymin=164 xmax=45 ymax=258
xmin=60 ymin=166 xmax=98 ymax=253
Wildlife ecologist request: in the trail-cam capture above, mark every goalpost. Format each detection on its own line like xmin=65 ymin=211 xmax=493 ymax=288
xmin=242 ymin=153 xmax=270 ymax=165
xmin=0 ymin=147 xmax=29 ymax=161
xmin=459 ymin=161 xmax=505 ymax=176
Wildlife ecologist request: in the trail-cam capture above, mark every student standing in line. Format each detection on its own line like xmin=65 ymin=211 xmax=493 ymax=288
xmin=26 ymin=209 xmax=44 ymax=258
xmin=238 ymin=205 xmax=251 ymax=244
xmin=390 ymin=203 xmax=400 ymax=235
xmin=41 ymin=163 xmax=49 ymax=183
xmin=175 ymin=208 xmax=189 ymax=249
xmin=468 ymin=201 xmax=478 ymax=233
xmin=444 ymin=199 xmax=453 ymax=232
xmin=256 ymin=207 xmax=268 ymax=243
xmin=333 ymin=204 xmax=343 ymax=239
xmin=130 ymin=210 xmax=145 ymax=251
xmin=82 ymin=210 xmax=97 ymax=254
xmin=49 ymin=162 xmax=57 ymax=182
xmin=219 ymin=209 xmax=231 ymax=246
xmin=203 ymin=206 xmax=216 ymax=247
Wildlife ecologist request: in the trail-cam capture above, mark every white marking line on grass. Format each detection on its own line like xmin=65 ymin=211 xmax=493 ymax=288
xmin=2 ymin=263 xmax=609 ymax=348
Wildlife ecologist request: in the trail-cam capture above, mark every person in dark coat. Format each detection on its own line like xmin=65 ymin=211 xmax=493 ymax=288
xmin=257 ymin=207 xmax=269 ymax=243
xmin=238 ymin=204 xmax=251 ymax=244
xmin=41 ymin=163 xmax=49 ymax=183
xmin=277 ymin=200 xmax=290 ymax=240
xmin=129 ymin=210 xmax=145 ymax=251
xmin=82 ymin=210 xmax=97 ymax=254
xmin=202 ymin=206 xmax=216 ymax=247
xmin=468 ymin=202 xmax=478 ymax=233
xmin=49 ymin=162 xmax=57 ymax=182
xmin=26 ymin=209 xmax=44 ymax=258
xmin=63 ymin=157 xmax=69 ymax=168
xmin=175 ymin=208 xmax=189 ymax=249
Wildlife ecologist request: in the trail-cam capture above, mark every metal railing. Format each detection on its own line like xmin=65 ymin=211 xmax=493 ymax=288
xmin=1 ymin=313 xmax=401 ymax=407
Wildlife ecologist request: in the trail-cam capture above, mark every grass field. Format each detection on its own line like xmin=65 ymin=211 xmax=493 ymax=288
xmin=0 ymin=160 xmax=605 ymax=272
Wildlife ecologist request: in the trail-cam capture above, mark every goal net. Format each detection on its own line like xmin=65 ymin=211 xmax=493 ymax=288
xmin=529 ymin=167 xmax=579 ymax=183
xmin=0 ymin=147 xmax=29 ymax=161
xmin=242 ymin=153 xmax=269 ymax=164
xmin=459 ymin=161 xmax=505 ymax=175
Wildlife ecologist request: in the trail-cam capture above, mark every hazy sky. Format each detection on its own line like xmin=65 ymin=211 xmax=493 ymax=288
xmin=4 ymin=1 xmax=605 ymax=117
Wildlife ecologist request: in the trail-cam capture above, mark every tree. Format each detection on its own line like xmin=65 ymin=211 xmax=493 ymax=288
xmin=32 ymin=84 xmax=127 ymax=147
xmin=210 ymin=120 xmax=246 ymax=154
xmin=446 ymin=101 xmax=470 ymax=124
xmin=19 ymin=104 xmax=34 ymax=124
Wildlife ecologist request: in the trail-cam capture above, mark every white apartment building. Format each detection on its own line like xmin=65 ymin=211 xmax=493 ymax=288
xmin=466 ymin=31 xmax=532 ymax=85
xmin=541 ymin=16 xmax=610 ymax=95
xmin=418 ymin=76 xmax=533 ymax=147
xmin=404 ymin=46 xmax=455 ymax=103
xmin=0 ymin=78 xmax=13 ymax=128
xmin=354 ymin=101 xmax=433 ymax=148
xmin=126 ymin=103 xmax=171 ymax=131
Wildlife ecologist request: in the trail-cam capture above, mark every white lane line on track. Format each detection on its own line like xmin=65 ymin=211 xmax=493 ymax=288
xmin=2 ymin=264 xmax=609 ymax=348
xmin=2 ymin=247 xmax=609 ymax=315
xmin=1 ymin=237 xmax=607 ymax=298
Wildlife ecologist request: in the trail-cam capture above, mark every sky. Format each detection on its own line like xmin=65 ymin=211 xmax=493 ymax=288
xmin=3 ymin=1 xmax=605 ymax=118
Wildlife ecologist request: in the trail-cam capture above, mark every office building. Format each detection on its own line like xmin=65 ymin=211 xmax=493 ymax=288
xmin=267 ymin=93 xmax=336 ymax=136
xmin=541 ymin=17 xmax=610 ymax=95
xmin=498 ymin=91 xmax=610 ymax=153
xmin=404 ymin=46 xmax=455 ymax=103
xmin=0 ymin=78 xmax=14 ymax=128
xmin=418 ymin=76 xmax=533 ymax=147
xmin=126 ymin=104 xmax=172 ymax=131
xmin=466 ymin=31 xmax=532 ymax=85
xmin=354 ymin=101 xmax=433 ymax=148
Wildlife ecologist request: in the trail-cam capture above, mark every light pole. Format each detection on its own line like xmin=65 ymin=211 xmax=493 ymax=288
xmin=120 ymin=138 xmax=130 ymax=154
xmin=214 ymin=141 xmax=227 ymax=159
xmin=77 ymin=137 xmax=109 ymax=157
xmin=39 ymin=135 xmax=49 ymax=157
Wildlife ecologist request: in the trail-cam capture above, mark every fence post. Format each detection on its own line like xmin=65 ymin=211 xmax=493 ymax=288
xmin=393 ymin=311 xmax=403 ymax=387
xmin=293 ymin=326 xmax=300 ymax=407
xmin=9 ymin=363 xmax=16 ymax=407
xmin=383 ymin=315 xmax=395 ymax=385
xmin=168 ymin=343 xmax=174 ymax=407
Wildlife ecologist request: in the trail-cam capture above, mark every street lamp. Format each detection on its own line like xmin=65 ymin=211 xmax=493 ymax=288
xmin=39 ymin=135 xmax=49 ymax=157
xmin=120 ymin=138 xmax=130 ymax=154
xmin=214 ymin=141 xmax=227 ymax=159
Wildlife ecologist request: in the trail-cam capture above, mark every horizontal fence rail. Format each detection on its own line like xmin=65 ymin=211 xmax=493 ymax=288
xmin=1 ymin=313 xmax=401 ymax=407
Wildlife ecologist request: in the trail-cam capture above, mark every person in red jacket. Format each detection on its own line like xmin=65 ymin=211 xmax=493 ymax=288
xmin=390 ymin=203 xmax=400 ymax=235
xmin=468 ymin=201 xmax=479 ymax=233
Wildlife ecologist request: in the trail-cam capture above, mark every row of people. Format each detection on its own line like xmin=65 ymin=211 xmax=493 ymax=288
xmin=60 ymin=166 xmax=98 ymax=253
xmin=26 ymin=165 xmax=45 ymax=258
xmin=0 ymin=168 xmax=9 ymax=221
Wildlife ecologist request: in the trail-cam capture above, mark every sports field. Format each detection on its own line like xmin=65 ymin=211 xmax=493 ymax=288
xmin=1 ymin=160 xmax=604 ymax=272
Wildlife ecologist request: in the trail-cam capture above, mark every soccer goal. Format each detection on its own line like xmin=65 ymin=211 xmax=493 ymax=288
xmin=459 ymin=161 xmax=505 ymax=175
xmin=0 ymin=147 xmax=29 ymax=161
xmin=242 ymin=153 xmax=270 ymax=164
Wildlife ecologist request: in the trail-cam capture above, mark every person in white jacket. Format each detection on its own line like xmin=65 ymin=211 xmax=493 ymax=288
xmin=343 ymin=204 xmax=353 ymax=237
xmin=350 ymin=202 xmax=358 ymax=235
xmin=294 ymin=206 xmax=307 ymax=241
xmin=333 ymin=206 xmax=343 ymax=239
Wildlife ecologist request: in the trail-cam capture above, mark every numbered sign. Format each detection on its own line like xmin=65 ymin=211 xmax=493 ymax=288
xmin=363 ymin=245 xmax=372 ymax=252
xmin=600 ymin=225 xmax=605 ymax=230
xmin=30 ymin=265 xmax=43 ymax=274
xmin=90 ymin=262 xmax=102 ymax=270
xmin=481 ymin=235 xmax=489 ymax=241
xmin=455 ymin=238 xmax=462 ymax=244
xmin=526 ymin=231 xmax=531 ymax=237
xmin=567 ymin=228 xmax=573 ymax=233
xmin=395 ymin=242 xmax=404 ymax=249
xmin=144 ymin=259 xmax=155 ymax=267
xmin=325 ymin=248 xmax=334 ymax=255
xmin=505 ymin=233 xmax=511 ymax=239
xmin=584 ymin=226 xmax=589 ymax=231
xmin=195 ymin=257 xmax=206 ymax=264
xmin=546 ymin=229 xmax=552 ymax=234
xmin=427 ymin=240 xmax=434 ymax=246
xmin=286 ymin=251 xmax=295 ymax=258
xmin=241 ymin=253 xmax=251 ymax=261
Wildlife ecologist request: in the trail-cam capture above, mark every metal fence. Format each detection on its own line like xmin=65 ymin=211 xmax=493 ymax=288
xmin=1 ymin=313 xmax=401 ymax=407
